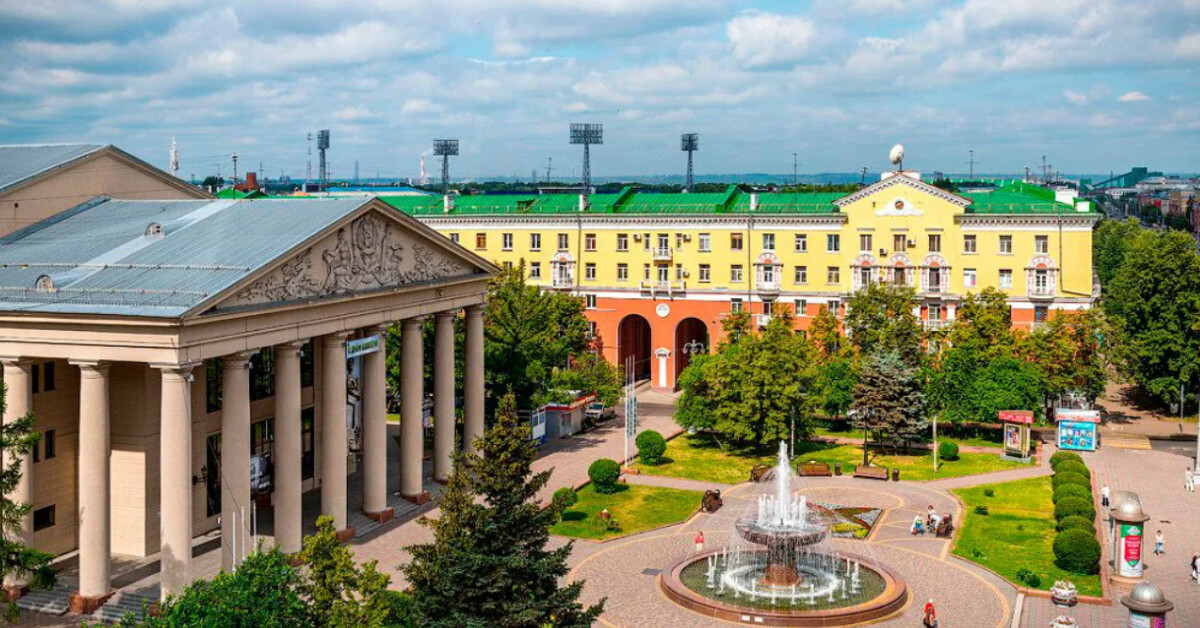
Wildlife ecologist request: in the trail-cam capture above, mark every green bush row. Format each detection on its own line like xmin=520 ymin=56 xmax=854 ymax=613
xmin=1050 ymin=452 xmax=1099 ymax=575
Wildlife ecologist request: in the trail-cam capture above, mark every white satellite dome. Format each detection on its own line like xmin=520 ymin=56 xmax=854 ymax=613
xmin=888 ymin=144 xmax=905 ymax=166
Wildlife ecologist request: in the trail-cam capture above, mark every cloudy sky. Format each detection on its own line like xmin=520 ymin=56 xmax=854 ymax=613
xmin=1 ymin=0 xmax=1198 ymax=181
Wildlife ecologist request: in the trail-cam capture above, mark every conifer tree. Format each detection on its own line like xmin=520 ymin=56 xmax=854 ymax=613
xmin=0 ymin=390 xmax=54 ymax=623
xmin=403 ymin=395 xmax=603 ymax=627
xmin=851 ymin=350 xmax=926 ymax=461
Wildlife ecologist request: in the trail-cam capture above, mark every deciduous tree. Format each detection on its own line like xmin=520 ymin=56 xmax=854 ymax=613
xmin=844 ymin=283 xmax=922 ymax=366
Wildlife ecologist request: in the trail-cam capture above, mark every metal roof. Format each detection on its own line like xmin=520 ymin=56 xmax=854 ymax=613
xmin=0 ymin=197 xmax=372 ymax=317
xmin=0 ymin=144 xmax=105 ymax=193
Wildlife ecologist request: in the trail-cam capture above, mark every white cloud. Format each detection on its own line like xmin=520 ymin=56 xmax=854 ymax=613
xmin=1062 ymin=89 xmax=1089 ymax=105
xmin=334 ymin=106 xmax=372 ymax=121
xmin=726 ymin=10 xmax=817 ymax=69
xmin=1118 ymin=91 xmax=1151 ymax=102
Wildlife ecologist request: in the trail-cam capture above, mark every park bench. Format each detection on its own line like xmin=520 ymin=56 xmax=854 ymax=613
xmin=853 ymin=466 xmax=889 ymax=481
xmin=798 ymin=461 xmax=832 ymax=477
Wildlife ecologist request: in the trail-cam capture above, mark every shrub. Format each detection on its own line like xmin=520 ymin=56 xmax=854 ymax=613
xmin=1053 ymin=529 xmax=1102 ymax=574
xmin=1055 ymin=461 xmax=1091 ymax=480
xmin=552 ymin=487 xmax=578 ymax=512
xmin=1053 ymin=484 xmax=1091 ymax=504
xmin=974 ymin=505 xmax=989 ymax=515
xmin=938 ymin=441 xmax=960 ymax=461
xmin=1056 ymin=515 xmax=1095 ymax=533
xmin=983 ymin=488 xmax=995 ymax=497
xmin=1015 ymin=568 xmax=1042 ymax=588
xmin=1050 ymin=451 xmax=1083 ymax=469
xmin=635 ymin=430 xmax=667 ymax=466
xmin=1054 ymin=497 xmax=1096 ymax=522
xmin=1052 ymin=472 xmax=1090 ymax=491
xmin=588 ymin=458 xmax=621 ymax=494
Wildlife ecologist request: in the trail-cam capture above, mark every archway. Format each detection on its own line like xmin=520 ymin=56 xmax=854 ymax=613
xmin=618 ymin=314 xmax=653 ymax=383
xmin=674 ymin=317 xmax=710 ymax=386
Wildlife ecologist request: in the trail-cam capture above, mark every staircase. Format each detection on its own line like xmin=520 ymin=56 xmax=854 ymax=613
xmin=15 ymin=582 xmax=71 ymax=616
xmin=91 ymin=586 xmax=159 ymax=625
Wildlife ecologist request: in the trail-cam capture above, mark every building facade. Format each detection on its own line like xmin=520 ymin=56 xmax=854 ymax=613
xmin=390 ymin=172 xmax=1098 ymax=389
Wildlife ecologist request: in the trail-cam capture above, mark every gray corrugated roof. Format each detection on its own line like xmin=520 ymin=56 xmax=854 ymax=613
xmin=0 ymin=144 xmax=105 ymax=193
xmin=0 ymin=197 xmax=372 ymax=317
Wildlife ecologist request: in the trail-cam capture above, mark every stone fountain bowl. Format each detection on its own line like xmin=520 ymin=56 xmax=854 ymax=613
xmin=735 ymin=515 xmax=828 ymax=548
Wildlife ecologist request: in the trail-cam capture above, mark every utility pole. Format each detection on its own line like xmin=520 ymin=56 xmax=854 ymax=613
xmin=860 ymin=166 xmax=868 ymax=186
xmin=231 ymin=152 xmax=238 ymax=186
xmin=968 ymin=149 xmax=975 ymax=181
xmin=792 ymin=153 xmax=798 ymax=186
xmin=545 ymin=157 xmax=553 ymax=183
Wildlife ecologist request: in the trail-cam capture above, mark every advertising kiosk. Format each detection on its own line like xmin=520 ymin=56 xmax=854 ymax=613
xmin=1056 ymin=408 xmax=1099 ymax=452
xmin=998 ymin=410 xmax=1034 ymax=462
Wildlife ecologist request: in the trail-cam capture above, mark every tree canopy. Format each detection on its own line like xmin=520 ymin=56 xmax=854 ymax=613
xmin=1092 ymin=218 xmax=1142 ymax=289
xmin=844 ymin=282 xmax=923 ymax=366
xmin=852 ymin=350 xmax=927 ymax=454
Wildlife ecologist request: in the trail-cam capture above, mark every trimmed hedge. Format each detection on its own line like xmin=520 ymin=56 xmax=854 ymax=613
xmin=1054 ymin=497 xmax=1096 ymax=522
xmin=1055 ymin=461 xmax=1091 ymax=480
xmin=1052 ymin=483 xmax=1092 ymax=504
xmin=1052 ymin=472 xmax=1090 ymax=491
xmin=938 ymin=441 xmax=960 ymax=462
xmin=1050 ymin=451 xmax=1083 ymax=469
xmin=588 ymin=458 xmax=621 ymax=494
xmin=1053 ymin=528 xmax=1102 ymax=574
xmin=635 ymin=430 xmax=667 ymax=466
xmin=1056 ymin=515 xmax=1095 ymax=533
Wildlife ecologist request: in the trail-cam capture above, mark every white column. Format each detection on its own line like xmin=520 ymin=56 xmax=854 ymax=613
xmin=433 ymin=312 xmax=456 ymax=481
xmin=273 ymin=342 xmax=305 ymax=554
xmin=464 ymin=305 xmax=485 ymax=456
xmin=73 ymin=361 xmax=111 ymax=603
xmin=156 ymin=363 xmax=196 ymax=600
xmin=321 ymin=333 xmax=351 ymax=534
xmin=220 ymin=352 xmax=253 ymax=571
xmin=400 ymin=318 xmax=426 ymax=500
xmin=1 ymin=358 xmax=33 ymax=593
xmin=362 ymin=327 xmax=390 ymax=518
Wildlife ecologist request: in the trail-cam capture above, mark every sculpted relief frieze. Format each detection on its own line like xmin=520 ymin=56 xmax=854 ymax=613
xmin=225 ymin=212 xmax=468 ymax=308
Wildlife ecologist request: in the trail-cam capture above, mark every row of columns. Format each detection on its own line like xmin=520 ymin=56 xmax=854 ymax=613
xmin=0 ymin=304 xmax=486 ymax=610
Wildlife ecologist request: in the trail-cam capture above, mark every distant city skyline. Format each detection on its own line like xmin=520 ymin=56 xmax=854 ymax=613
xmin=1 ymin=1 xmax=1197 ymax=180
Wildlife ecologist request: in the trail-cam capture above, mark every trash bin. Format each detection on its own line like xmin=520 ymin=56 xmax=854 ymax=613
xmin=891 ymin=468 xmax=899 ymax=482
xmin=834 ymin=463 xmax=842 ymax=476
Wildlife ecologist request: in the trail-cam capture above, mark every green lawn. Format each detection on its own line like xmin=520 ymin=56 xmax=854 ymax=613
xmin=953 ymin=476 xmax=1103 ymax=597
xmin=634 ymin=434 xmax=775 ymax=484
xmin=812 ymin=425 xmax=1003 ymax=450
xmin=791 ymin=441 xmax=1023 ymax=481
xmin=549 ymin=483 xmax=703 ymax=540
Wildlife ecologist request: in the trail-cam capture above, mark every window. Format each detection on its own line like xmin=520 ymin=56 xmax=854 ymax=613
xmin=731 ymin=265 xmax=743 ymax=283
xmin=1035 ymin=235 xmax=1049 ymax=254
xmin=43 ymin=361 xmax=54 ymax=392
xmin=794 ymin=266 xmax=808 ymax=284
xmin=999 ymin=269 xmax=1013 ymax=288
xmin=33 ymin=506 xmax=54 ymax=532
xmin=557 ymin=233 xmax=569 ymax=251
xmin=762 ymin=233 xmax=776 ymax=251
xmin=1034 ymin=269 xmax=1050 ymax=292
xmin=859 ymin=234 xmax=872 ymax=252
xmin=731 ymin=299 xmax=744 ymax=313
xmin=794 ymin=299 xmax=808 ymax=316
xmin=1035 ymin=306 xmax=1049 ymax=322
xmin=616 ymin=233 xmax=628 ymax=251
xmin=928 ymin=234 xmax=941 ymax=253
xmin=893 ymin=234 xmax=906 ymax=252
xmin=643 ymin=233 xmax=651 ymax=250
xmin=698 ymin=264 xmax=711 ymax=282
xmin=675 ymin=264 xmax=683 ymax=281
xmin=929 ymin=304 xmax=942 ymax=321
xmin=643 ymin=264 xmax=651 ymax=280
xmin=585 ymin=263 xmax=596 ymax=280
xmin=675 ymin=233 xmax=684 ymax=249
xmin=449 ymin=233 xmax=460 ymax=244
xmin=206 ymin=359 xmax=222 ymax=413
xmin=927 ymin=267 xmax=942 ymax=292
xmin=530 ymin=233 xmax=542 ymax=251
xmin=827 ymin=266 xmax=840 ymax=284
xmin=502 ymin=233 xmax=513 ymax=251
xmin=698 ymin=233 xmax=711 ymax=252
xmin=963 ymin=234 xmax=976 ymax=253
xmin=617 ymin=264 xmax=628 ymax=281
xmin=585 ymin=294 xmax=597 ymax=309
xmin=43 ymin=429 xmax=55 ymax=459
xmin=474 ymin=233 xmax=486 ymax=250
xmin=761 ymin=264 xmax=776 ymax=284
xmin=657 ymin=266 xmax=670 ymax=282
xmin=502 ymin=261 xmax=513 ymax=271
xmin=828 ymin=300 xmax=841 ymax=316
xmin=529 ymin=262 xmax=541 ymax=279
xmin=250 ymin=348 xmax=275 ymax=402
xmin=585 ymin=233 xmax=597 ymax=251
xmin=731 ymin=233 xmax=744 ymax=251
xmin=588 ymin=321 xmax=598 ymax=338
xmin=761 ymin=298 xmax=775 ymax=316
xmin=31 ymin=364 xmax=39 ymax=394
xmin=827 ymin=234 xmax=840 ymax=252
xmin=999 ymin=235 xmax=1013 ymax=254
xmin=795 ymin=234 xmax=808 ymax=252
xmin=300 ymin=339 xmax=315 ymax=388
xmin=657 ymin=233 xmax=669 ymax=252
xmin=963 ymin=268 xmax=977 ymax=289
xmin=858 ymin=266 xmax=873 ymax=287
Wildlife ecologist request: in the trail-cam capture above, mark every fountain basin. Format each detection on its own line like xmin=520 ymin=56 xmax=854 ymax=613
xmin=660 ymin=549 xmax=908 ymax=627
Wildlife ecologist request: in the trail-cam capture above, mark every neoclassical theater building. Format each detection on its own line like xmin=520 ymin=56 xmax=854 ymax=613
xmin=0 ymin=189 xmax=494 ymax=611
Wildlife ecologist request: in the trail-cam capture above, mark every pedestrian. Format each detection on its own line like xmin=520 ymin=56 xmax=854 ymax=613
xmin=694 ymin=530 xmax=705 ymax=554
xmin=922 ymin=598 xmax=937 ymax=628
xmin=911 ymin=515 xmax=924 ymax=536
xmin=1191 ymin=553 xmax=1200 ymax=585
xmin=1187 ymin=468 xmax=1196 ymax=493
xmin=1101 ymin=484 xmax=1110 ymax=508
xmin=1154 ymin=530 xmax=1164 ymax=556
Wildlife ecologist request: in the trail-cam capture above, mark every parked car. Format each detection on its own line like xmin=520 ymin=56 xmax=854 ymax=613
xmin=585 ymin=402 xmax=615 ymax=423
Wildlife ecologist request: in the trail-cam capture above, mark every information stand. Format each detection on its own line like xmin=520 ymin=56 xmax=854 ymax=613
xmin=998 ymin=410 xmax=1034 ymax=462
xmin=1056 ymin=408 xmax=1099 ymax=452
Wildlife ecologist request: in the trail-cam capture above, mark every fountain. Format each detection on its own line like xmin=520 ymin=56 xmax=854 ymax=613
xmin=659 ymin=441 xmax=908 ymax=626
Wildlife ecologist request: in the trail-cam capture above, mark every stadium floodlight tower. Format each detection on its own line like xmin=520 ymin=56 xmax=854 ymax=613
xmin=681 ymin=133 xmax=699 ymax=192
xmin=569 ymin=123 xmax=603 ymax=197
xmin=317 ymin=129 xmax=331 ymax=189
xmin=432 ymin=139 xmax=459 ymax=196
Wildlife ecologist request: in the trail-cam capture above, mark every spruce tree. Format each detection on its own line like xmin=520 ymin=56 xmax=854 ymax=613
xmin=852 ymin=350 xmax=926 ymax=460
xmin=0 ymin=390 xmax=54 ymax=623
xmin=403 ymin=395 xmax=603 ymax=627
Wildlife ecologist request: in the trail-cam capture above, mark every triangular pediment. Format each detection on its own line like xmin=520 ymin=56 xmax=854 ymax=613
xmin=203 ymin=202 xmax=492 ymax=314
xmin=833 ymin=173 xmax=971 ymax=209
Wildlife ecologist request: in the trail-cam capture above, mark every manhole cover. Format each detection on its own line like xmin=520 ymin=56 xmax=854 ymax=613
xmin=641 ymin=568 xmax=661 ymax=576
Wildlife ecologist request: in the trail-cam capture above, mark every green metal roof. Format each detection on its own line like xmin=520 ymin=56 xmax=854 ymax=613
xmin=964 ymin=183 xmax=1095 ymax=215
xmin=730 ymin=192 xmax=842 ymax=214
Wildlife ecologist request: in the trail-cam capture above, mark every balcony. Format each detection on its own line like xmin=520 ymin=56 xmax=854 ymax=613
xmin=1027 ymin=284 xmax=1055 ymax=299
xmin=923 ymin=319 xmax=953 ymax=331
xmin=639 ymin=280 xmax=686 ymax=297
xmin=550 ymin=275 xmax=574 ymax=289
xmin=756 ymin=279 xmax=781 ymax=294
xmin=651 ymin=246 xmax=673 ymax=262
xmin=756 ymin=313 xmax=772 ymax=328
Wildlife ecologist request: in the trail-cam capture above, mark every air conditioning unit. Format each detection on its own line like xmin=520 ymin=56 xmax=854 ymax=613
xmin=683 ymin=270 xmax=691 ymax=278
xmin=879 ymin=248 xmax=886 ymax=256
xmin=907 ymin=239 xmax=916 ymax=248
xmin=633 ymin=234 xmax=642 ymax=242
xmin=684 ymin=234 xmax=692 ymax=242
